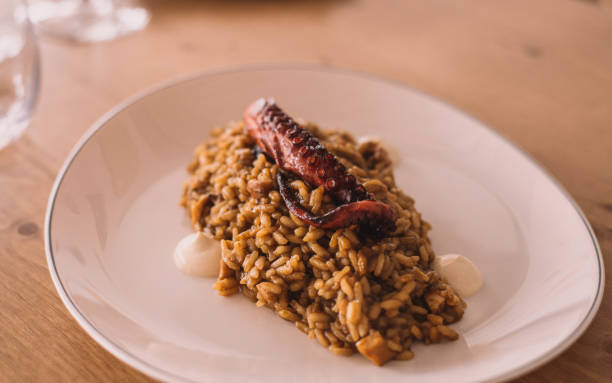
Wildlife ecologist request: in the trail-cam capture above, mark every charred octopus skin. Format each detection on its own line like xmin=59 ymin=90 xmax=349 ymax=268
xmin=243 ymin=98 xmax=397 ymax=237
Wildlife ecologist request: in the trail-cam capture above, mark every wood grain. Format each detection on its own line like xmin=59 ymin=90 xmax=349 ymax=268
xmin=1 ymin=0 xmax=610 ymax=381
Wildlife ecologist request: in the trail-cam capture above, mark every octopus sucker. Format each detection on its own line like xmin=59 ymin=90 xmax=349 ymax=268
xmin=243 ymin=98 xmax=397 ymax=237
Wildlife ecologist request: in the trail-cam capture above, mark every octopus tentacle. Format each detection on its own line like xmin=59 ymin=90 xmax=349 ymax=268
xmin=244 ymin=98 xmax=396 ymax=237
xmin=244 ymin=99 xmax=368 ymax=204
xmin=277 ymin=172 xmax=396 ymax=237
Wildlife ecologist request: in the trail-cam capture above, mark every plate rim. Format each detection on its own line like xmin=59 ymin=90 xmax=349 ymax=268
xmin=44 ymin=64 xmax=604 ymax=383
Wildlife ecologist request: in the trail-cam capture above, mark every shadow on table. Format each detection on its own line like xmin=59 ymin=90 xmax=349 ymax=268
xmin=147 ymin=0 xmax=353 ymax=16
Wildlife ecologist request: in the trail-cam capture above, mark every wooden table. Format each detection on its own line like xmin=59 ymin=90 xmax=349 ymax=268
xmin=1 ymin=0 xmax=610 ymax=381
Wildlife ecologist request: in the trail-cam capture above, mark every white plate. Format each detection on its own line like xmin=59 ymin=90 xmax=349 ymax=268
xmin=45 ymin=66 xmax=603 ymax=383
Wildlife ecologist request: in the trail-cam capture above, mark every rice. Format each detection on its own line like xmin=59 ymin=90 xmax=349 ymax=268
xmin=180 ymin=121 xmax=466 ymax=365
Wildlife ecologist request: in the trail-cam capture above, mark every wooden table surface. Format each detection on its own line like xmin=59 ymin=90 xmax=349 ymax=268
xmin=1 ymin=0 xmax=611 ymax=381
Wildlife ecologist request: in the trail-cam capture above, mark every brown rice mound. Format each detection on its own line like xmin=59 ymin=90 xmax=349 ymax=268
xmin=180 ymin=121 xmax=466 ymax=365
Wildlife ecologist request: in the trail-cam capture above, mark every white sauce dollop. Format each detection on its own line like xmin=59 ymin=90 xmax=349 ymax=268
xmin=173 ymin=232 xmax=221 ymax=278
xmin=433 ymin=254 xmax=483 ymax=298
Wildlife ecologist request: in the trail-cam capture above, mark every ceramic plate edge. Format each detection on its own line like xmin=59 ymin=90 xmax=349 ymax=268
xmin=43 ymin=64 xmax=605 ymax=383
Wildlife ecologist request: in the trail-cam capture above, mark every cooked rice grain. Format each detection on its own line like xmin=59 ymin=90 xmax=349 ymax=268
xmin=181 ymin=121 xmax=466 ymax=365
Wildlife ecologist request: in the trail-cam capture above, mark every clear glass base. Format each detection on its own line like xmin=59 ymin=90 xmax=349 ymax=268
xmin=0 ymin=117 xmax=31 ymax=150
xmin=29 ymin=0 xmax=150 ymax=43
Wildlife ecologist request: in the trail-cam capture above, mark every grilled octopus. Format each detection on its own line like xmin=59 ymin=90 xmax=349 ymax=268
xmin=243 ymin=98 xmax=396 ymax=237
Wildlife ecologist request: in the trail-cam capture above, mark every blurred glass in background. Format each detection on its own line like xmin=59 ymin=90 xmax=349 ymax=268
xmin=0 ymin=0 xmax=39 ymax=150
xmin=29 ymin=0 xmax=150 ymax=43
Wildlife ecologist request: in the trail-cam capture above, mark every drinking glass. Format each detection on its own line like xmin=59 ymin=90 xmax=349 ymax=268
xmin=0 ymin=0 xmax=39 ymax=150
xmin=28 ymin=0 xmax=150 ymax=43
